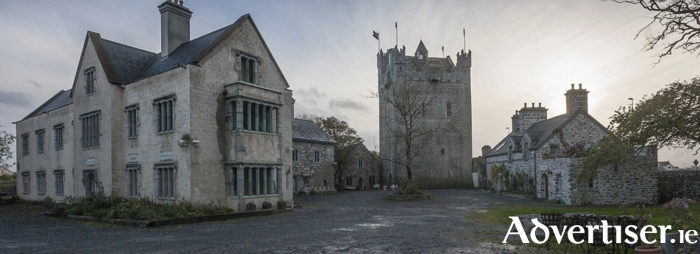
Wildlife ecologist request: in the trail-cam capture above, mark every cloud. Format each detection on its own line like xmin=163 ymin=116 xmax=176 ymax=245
xmin=27 ymin=80 xmax=42 ymax=88
xmin=295 ymin=87 xmax=327 ymax=98
xmin=0 ymin=90 xmax=33 ymax=108
xmin=329 ymin=98 xmax=369 ymax=112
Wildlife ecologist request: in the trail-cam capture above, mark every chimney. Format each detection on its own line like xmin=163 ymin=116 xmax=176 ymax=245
xmin=481 ymin=145 xmax=492 ymax=157
xmin=158 ymin=0 xmax=192 ymax=57
xmin=511 ymin=110 xmax=521 ymax=133
xmin=519 ymin=103 xmax=548 ymax=131
xmin=565 ymin=83 xmax=589 ymax=114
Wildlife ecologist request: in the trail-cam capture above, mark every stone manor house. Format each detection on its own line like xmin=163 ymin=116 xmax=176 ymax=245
xmin=484 ymin=84 xmax=657 ymax=205
xmin=377 ymin=42 xmax=473 ymax=187
xmin=15 ymin=0 xmax=296 ymax=211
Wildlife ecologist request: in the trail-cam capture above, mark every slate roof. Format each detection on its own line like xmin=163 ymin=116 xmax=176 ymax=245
xmin=69 ymin=13 xmax=289 ymax=100
xmin=102 ymin=40 xmax=156 ymax=85
xmin=486 ymin=113 xmax=573 ymax=157
xmin=415 ymin=40 xmax=428 ymax=53
xmin=21 ymin=90 xmax=73 ymax=121
xmin=292 ymin=119 xmax=336 ymax=145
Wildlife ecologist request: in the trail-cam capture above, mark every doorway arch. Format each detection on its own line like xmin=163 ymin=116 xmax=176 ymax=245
xmin=541 ymin=173 xmax=549 ymax=199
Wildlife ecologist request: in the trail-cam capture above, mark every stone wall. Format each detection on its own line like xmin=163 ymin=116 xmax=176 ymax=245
xmin=292 ymin=141 xmax=334 ymax=191
xmin=658 ymin=170 xmax=700 ymax=203
xmin=340 ymin=144 xmax=379 ymax=190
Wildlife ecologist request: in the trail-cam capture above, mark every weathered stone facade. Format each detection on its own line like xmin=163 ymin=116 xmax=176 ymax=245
xmin=340 ymin=143 xmax=380 ymax=190
xmin=291 ymin=118 xmax=335 ymax=194
xmin=485 ymin=85 xmax=658 ymax=205
xmin=15 ymin=1 xmax=295 ymax=211
xmin=377 ymin=42 xmax=473 ymax=187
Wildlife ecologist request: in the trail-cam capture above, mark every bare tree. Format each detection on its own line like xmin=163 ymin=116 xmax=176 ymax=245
xmin=611 ymin=0 xmax=700 ymax=62
xmin=372 ymin=80 xmax=442 ymax=181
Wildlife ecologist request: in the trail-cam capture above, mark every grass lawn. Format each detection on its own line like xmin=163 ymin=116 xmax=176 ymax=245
xmin=467 ymin=199 xmax=700 ymax=253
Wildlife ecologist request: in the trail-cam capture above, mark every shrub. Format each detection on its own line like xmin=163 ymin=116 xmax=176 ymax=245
xmin=53 ymin=194 xmax=233 ymax=220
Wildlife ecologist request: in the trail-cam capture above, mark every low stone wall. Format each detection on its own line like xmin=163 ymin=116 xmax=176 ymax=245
xmin=658 ymin=170 xmax=700 ymax=203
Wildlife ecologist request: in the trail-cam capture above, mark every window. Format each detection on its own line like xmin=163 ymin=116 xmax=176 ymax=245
xmin=555 ymin=174 xmax=561 ymax=194
xmin=240 ymin=54 xmax=257 ymax=84
xmin=21 ymin=133 xmax=29 ymax=155
xmin=125 ymin=106 xmax=139 ymax=138
xmin=303 ymin=176 xmax=311 ymax=185
xmin=36 ymin=172 xmax=46 ymax=195
xmin=154 ymin=96 xmax=175 ymax=133
xmin=358 ymin=159 xmax=363 ymax=168
xmin=230 ymin=99 xmax=277 ymax=134
xmin=228 ymin=167 xmax=239 ymax=196
xmin=155 ymin=164 xmax=176 ymax=199
xmin=346 ymin=177 xmax=353 ymax=186
xmin=369 ymin=176 xmax=376 ymax=186
xmin=588 ymin=179 xmax=595 ymax=188
xmin=441 ymin=148 xmax=445 ymax=155
xmin=54 ymin=125 xmax=64 ymax=150
xmin=314 ymin=151 xmax=320 ymax=163
xmin=85 ymin=67 xmax=96 ymax=95
xmin=292 ymin=149 xmax=299 ymax=162
xmin=54 ymin=170 xmax=64 ymax=196
xmin=36 ymin=130 xmax=44 ymax=153
xmin=549 ymin=145 xmax=560 ymax=157
xmin=240 ymin=167 xmax=277 ymax=196
xmin=446 ymin=102 xmax=452 ymax=117
xmin=125 ymin=166 xmax=139 ymax=197
xmin=80 ymin=111 xmax=101 ymax=148
xmin=22 ymin=173 xmax=30 ymax=194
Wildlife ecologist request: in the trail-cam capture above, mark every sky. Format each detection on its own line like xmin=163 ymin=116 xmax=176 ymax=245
xmin=0 ymin=0 xmax=699 ymax=171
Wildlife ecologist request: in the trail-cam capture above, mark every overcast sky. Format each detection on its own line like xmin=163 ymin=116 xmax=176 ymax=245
xmin=1 ymin=0 xmax=699 ymax=171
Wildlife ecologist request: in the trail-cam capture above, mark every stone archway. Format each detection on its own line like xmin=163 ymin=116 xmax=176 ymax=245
xmin=85 ymin=171 xmax=96 ymax=196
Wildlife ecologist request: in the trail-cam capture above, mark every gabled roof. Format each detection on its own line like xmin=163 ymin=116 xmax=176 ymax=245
xmin=486 ymin=111 xmax=610 ymax=157
xmin=415 ymin=40 xmax=428 ymax=53
xmin=292 ymin=119 xmax=336 ymax=145
xmin=21 ymin=90 xmax=73 ymax=121
xmin=70 ymin=14 xmax=290 ymax=98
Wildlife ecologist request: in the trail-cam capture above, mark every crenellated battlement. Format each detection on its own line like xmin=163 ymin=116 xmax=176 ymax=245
xmin=377 ymin=41 xmax=471 ymax=88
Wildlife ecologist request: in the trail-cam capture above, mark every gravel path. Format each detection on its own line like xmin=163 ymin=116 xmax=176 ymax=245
xmin=0 ymin=190 xmax=551 ymax=253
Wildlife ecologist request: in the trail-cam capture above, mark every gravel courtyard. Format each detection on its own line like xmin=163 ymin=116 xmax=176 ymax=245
xmin=0 ymin=190 xmax=549 ymax=253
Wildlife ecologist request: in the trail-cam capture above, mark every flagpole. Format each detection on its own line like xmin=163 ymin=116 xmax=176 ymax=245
xmin=463 ymin=28 xmax=466 ymax=53
xmin=395 ymin=22 xmax=398 ymax=48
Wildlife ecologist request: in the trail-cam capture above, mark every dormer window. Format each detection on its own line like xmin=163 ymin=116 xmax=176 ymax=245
xmin=84 ymin=67 xmax=96 ymax=95
xmin=238 ymin=52 xmax=258 ymax=84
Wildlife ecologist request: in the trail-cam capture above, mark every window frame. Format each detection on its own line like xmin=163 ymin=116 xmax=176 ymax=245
xmin=153 ymin=96 xmax=176 ymax=134
xmin=21 ymin=133 xmax=29 ymax=155
xmin=237 ymin=51 xmax=259 ymax=84
xmin=54 ymin=170 xmax=65 ymax=196
xmin=53 ymin=124 xmax=64 ymax=151
xmin=125 ymin=104 xmax=140 ymax=139
xmin=292 ymin=149 xmax=299 ymax=162
xmin=80 ymin=110 xmax=101 ymax=149
xmin=446 ymin=101 xmax=452 ymax=117
xmin=155 ymin=163 xmax=177 ymax=199
xmin=345 ymin=177 xmax=353 ymax=186
xmin=36 ymin=172 xmax=46 ymax=195
xmin=125 ymin=164 xmax=140 ymax=198
xmin=21 ymin=172 xmax=30 ymax=194
xmin=84 ymin=66 xmax=96 ymax=95
xmin=314 ymin=151 xmax=320 ymax=163
xmin=35 ymin=129 xmax=45 ymax=154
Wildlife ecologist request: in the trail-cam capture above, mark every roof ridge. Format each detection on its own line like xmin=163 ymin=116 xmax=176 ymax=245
xmin=21 ymin=90 xmax=66 ymax=121
xmin=102 ymin=38 xmax=156 ymax=55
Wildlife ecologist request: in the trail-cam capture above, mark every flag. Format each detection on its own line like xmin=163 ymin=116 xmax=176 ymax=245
xmin=373 ymin=31 xmax=379 ymax=40
xmin=463 ymin=28 xmax=465 ymax=36
xmin=395 ymin=22 xmax=397 ymax=28
xmin=442 ymin=46 xmax=444 ymax=52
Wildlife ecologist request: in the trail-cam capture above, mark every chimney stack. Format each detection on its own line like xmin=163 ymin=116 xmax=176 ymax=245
xmin=565 ymin=83 xmax=589 ymax=114
xmin=518 ymin=103 xmax=548 ymax=131
xmin=158 ymin=0 xmax=192 ymax=57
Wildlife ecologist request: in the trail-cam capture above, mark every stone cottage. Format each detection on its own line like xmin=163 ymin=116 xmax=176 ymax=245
xmin=377 ymin=41 xmax=473 ymax=188
xmin=15 ymin=0 xmax=295 ymax=211
xmin=291 ymin=118 xmax=336 ymax=194
xmin=485 ymin=84 xmax=657 ymax=205
xmin=339 ymin=143 xmax=380 ymax=190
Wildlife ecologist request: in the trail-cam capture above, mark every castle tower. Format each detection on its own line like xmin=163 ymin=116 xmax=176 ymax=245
xmin=378 ymin=40 xmax=473 ymax=187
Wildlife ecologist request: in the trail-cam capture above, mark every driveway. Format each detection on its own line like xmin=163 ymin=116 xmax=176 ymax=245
xmin=0 ymin=190 xmax=545 ymax=253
